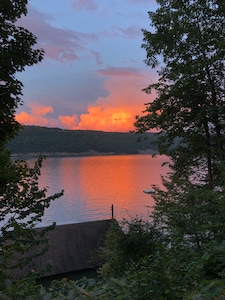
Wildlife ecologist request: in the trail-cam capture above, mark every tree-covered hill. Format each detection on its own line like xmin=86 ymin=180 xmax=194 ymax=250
xmin=7 ymin=126 xmax=158 ymax=156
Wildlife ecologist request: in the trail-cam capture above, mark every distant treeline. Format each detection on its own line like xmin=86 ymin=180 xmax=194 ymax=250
xmin=7 ymin=126 xmax=158 ymax=156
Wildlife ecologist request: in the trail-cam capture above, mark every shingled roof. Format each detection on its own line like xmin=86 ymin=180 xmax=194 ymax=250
xmin=13 ymin=219 xmax=111 ymax=278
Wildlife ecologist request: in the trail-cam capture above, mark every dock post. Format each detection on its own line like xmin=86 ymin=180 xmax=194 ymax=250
xmin=111 ymin=204 xmax=114 ymax=219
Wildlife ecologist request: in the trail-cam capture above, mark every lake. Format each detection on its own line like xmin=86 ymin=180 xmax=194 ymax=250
xmin=25 ymin=154 xmax=170 ymax=227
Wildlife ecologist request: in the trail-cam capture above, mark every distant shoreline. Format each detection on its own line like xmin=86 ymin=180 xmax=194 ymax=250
xmin=7 ymin=126 xmax=158 ymax=156
xmin=10 ymin=149 xmax=156 ymax=158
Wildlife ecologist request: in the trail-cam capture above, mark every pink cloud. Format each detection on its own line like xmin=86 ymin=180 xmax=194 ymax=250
xmin=96 ymin=25 xmax=143 ymax=41
xmin=90 ymin=50 xmax=103 ymax=65
xmin=114 ymin=25 xmax=142 ymax=39
xmin=70 ymin=0 xmax=98 ymax=11
xmin=17 ymin=5 xmax=99 ymax=63
xmin=98 ymin=67 xmax=142 ymax=77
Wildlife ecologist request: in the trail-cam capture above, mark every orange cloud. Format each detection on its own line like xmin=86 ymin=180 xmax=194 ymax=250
xmin=58 ymin=70 xmax=154 ymax=132
xmin=16 ymin=103 xmax=59 ymax=127
xmin=79 ymin=106 xmax=133 ymax=132
xmin=16 ymin=71 xmax=156 ymax=132
xmin=58 ymin=114 xmax=79 ymax=129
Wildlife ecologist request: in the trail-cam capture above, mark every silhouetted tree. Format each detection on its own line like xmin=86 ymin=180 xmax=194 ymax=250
xmin=0 ymin=0 xmax=44 ymax=191
xmin=0 ymin=1 xmax=63 ymax=293
xmin=135 ymin=0 xmax=225 ymax=246
xmin=0 ymin=0 xmax=44 ymax=146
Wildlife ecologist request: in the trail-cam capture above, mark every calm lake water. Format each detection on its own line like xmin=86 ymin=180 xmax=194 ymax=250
xmin=25 ymin=154 xmax=169 ymax=227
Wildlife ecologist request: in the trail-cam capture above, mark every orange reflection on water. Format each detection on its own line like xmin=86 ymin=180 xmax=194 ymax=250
xmin=78 ymin=156 xmax=136 ymax=215
xmin=77 ymin=155 xmax=169 ymax=220
xmin=28 ymin=155 xmax=170 ymax=225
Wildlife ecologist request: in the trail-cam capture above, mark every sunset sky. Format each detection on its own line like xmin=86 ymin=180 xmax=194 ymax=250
xmin=16 ymin=0 xmax=158 ymax=132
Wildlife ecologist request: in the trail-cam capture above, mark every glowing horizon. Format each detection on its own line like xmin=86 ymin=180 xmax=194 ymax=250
xmin=16 ymin=70 xmax=157 ymax=132
xmin=15 ymin=0 xmax=158 ymax=133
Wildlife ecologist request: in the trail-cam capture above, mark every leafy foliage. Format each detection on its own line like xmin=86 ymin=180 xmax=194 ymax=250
xmin=0 ymin=0 xmax=44 ymax=193
xmin=98 ymin=217 xmax=163 ymax=278
xmin=0 ymin=0 xmax=44 ymax=147
xmin=135 ymin=0 xmax=225 ymax=245
xmin=0 ymin=157 xmax=63 ymax=291
xmin=0 ymin=0 xmax=64 ymax=297
xmin=2 ymin=0 xmax=225 ymax=298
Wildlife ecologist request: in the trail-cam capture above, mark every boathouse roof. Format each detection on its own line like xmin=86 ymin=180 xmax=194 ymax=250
xmin=13 ymin=219 xmax=111 ymax=278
